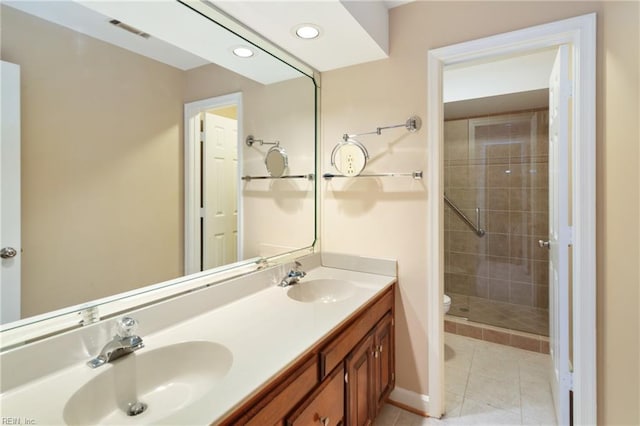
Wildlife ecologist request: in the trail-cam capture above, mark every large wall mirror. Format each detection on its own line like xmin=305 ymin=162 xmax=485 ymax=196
xmin=0 ymin=1 xmax=316 ymax=333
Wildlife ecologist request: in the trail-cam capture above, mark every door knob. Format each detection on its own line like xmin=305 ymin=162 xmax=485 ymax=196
xmin=538 ymin=240 xmax=550 ymax=249
xmin=0 ymin=247 xmax=17 ymax=258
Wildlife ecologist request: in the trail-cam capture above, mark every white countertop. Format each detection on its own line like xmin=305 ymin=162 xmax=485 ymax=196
xmin=0 ymin=265 xmax=395 ymax=425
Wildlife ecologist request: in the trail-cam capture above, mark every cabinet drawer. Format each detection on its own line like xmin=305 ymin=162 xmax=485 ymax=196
xmin=320 ymin=289 xmax=393 ymax=379
xmin=287 ymin=365 xmax=345 ymax=426
xmin=242 ymin=356 xmax=318 ymax=426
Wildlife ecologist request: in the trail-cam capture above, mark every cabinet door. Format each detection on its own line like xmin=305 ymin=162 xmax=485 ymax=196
xmin=287 ymin=364 xmax=344 ymax=426
xmin=373 ymin=313 xmax=394 ymax=413
xmin=346 ymin=333 xmax=375 ymax=426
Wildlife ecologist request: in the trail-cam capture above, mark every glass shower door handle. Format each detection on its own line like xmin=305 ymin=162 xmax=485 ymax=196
xmin=538 ymin=240 xmax=550 ymax=249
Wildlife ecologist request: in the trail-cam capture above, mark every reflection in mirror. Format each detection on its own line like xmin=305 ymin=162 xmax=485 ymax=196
xmin=265 ymin=146 xmax=289 ymax=178
xmin=0 ymin=1 xmax=316 ymax=330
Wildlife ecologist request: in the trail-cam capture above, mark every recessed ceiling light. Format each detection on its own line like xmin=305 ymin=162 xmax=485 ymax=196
xmin=232 ymin=46 xmax=254 ymax=58
xmin=294 ymin=24 xmax=321 ymax=40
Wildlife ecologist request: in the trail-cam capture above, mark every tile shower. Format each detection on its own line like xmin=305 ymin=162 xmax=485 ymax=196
xmin=444 ymin=110 xmax=550 ymax=338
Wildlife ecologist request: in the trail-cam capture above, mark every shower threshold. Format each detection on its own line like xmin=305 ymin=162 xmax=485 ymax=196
xmin=445 ymin=315 xmax=549 ymax=354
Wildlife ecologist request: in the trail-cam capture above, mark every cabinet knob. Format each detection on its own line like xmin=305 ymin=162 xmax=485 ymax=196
xmin=320 ymin=416 xmax=330 ymax=426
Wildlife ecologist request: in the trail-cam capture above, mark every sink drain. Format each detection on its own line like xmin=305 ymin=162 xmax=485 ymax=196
xmin=127 ymin=401 xmax=148 ymax=417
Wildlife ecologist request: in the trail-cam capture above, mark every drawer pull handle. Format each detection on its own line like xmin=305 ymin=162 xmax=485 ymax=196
xmin=320 ymin=416 xmax=330 ymax=426
xmin=378 ymin=345 xmax=383 ymax=353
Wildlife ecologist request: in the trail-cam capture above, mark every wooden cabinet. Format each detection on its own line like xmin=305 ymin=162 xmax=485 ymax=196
xmin=345 ymin=313 xmax=395 ymax=426
xmin=220 ymin=284 xmax=395 ymax=426
xmin=346 ymin=333 xmax=375 ymax=426
xmin=373 ymin=313 xmax=394 ymax=413
xmin=287 ymin=365 xmax=345 ymax=426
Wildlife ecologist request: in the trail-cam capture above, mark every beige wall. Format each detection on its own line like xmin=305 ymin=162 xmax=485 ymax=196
xmin=321 ymin=1 xmax=639 ymax=424
xmin=1 ymin=6 xmax=185 ymax=316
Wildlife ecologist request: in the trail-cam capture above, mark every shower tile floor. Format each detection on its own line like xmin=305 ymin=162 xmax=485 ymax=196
xmin=448 ymin=293 xmax=549 ymax=336
xmin=375 ymin=333 xmax=557 ymax=425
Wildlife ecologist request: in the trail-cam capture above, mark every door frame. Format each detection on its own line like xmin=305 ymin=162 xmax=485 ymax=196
xmin=184 ymin=92 xmax=243 ymax=275
xmin=426 ymin=14 xmax=596 ymax=423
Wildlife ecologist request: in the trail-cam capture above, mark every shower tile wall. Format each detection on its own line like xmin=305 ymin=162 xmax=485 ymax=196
xmin=444 ymin=110 xmax=550 ymax=336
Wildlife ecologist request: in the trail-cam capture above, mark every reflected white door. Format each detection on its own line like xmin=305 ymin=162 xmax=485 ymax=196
xmin=547 ymin=44 xmax=571 ymax=425
xmin=1 ymin=61 xmax=21 ymax=323
xmin=202 ymin=112 xmax=238 ymax=269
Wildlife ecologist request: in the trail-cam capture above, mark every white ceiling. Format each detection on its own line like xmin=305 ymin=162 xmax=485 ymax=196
xmin=444 ymin=49 xmax=558 ymax=103
xmin=212 ymin=0 xmax=400 ymax=72
xmin=4 ymin=0 xmax=302 ymax=84
xmin=5 ymin=0 xmax=412 ymax=82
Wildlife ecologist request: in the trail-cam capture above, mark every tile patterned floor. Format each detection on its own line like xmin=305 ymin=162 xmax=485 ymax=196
xmin=374 ymin=333 xmax=557 ymax=426
xmin=448 ymin=293 xmax=549 ymax=336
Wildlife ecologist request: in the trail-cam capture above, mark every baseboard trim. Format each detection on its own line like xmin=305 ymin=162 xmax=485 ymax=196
xmin=388 ymin=387 xmax=430 ymax=417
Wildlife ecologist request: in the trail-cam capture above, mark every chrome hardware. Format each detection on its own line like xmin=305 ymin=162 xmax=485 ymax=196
xmin=126 ymin=401 xmax=148 ymax=417
xmin=342 ymin=115 xmax=422 ymax=141
xmin=87 ymin=316 xmax=144 ymax=368
xmin=320 ymin=416 xmax=330 ymax=426
xmin=0 ymin=247 xmax=17 ymax=259
xmin=245 ymin=135 xmax=279 ymax=147
xmin=322 ymin=171 xmax=423 ymax=180
xmin=538 ymin=240 xmax=551 ymax=249
xmin=444 ymin=194 xmax=485 ymax=237
xmin=242 ymin=173 xmax=314 ymax=181
xmin=378 ymin=344 xmax=383 ymax=354
xmin=278 ymin=261 xmax=306 ymax=287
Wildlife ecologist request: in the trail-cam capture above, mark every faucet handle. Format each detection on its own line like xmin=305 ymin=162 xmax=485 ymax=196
xmin=116 ymin=316 xmax=138 ymax=337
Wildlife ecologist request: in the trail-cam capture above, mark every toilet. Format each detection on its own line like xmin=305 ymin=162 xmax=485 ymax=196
xmin=443 ymin=294 xmax=451 ymax=314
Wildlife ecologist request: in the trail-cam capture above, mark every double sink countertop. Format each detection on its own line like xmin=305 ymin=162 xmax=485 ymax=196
xmin=0 ymin=259 xmax=396 ymax=425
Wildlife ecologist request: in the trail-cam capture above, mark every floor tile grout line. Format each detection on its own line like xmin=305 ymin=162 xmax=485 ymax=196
xmin=518 ymin=356 xmax=525 ymax=424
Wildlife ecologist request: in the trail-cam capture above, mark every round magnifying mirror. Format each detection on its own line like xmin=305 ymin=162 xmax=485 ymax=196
xmin=331 ymin=139 xmax=369 ymax=177
xmin=265 ymin=145 xmax=289 ymax=177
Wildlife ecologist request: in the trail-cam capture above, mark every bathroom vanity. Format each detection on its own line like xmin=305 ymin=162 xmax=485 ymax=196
xmin=223 ymin=279 xmax=394 ymax=425
xmin=0 ymin=254 xmax=396 ymax=425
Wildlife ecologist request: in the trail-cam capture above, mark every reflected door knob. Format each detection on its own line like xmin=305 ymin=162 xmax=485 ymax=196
xmin=538 ymin=240 xmax=550 ymax=249
xmin=0 ymin=247 xmax=17 ymax=258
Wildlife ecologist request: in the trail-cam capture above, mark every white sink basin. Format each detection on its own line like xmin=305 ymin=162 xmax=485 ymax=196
xmin=63 ymin=341 xmax=232 ymax=425
xmin=287 ymin=279 xmax=356 ymax=303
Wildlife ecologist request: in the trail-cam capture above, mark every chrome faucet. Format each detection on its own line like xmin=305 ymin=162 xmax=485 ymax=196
xmin=87 ymin=317 xmax=144 ymax=368
xmin=279 ymin=261 xmax=306 ymax=287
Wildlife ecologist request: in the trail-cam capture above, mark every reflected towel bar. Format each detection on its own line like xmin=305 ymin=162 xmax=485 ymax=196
xmin=245 ymin=135 xmax=280 ymax=147
xmin=444 ymin=194 xmax=486 ymax=237
xmin=242 ymin=174 xmax=315 ymax=181
xmin=323 ymin=171 xmax=423 ymax=180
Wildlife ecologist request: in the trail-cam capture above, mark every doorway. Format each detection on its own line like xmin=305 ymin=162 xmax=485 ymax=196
xmin=426 ymin=14 xmax=596 ymax=424
xmin=184 ymin=93 xmax=243 ymax=275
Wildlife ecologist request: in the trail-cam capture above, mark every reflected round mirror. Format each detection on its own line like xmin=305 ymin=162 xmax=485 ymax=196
xmin=330 ymin=139 xmax=369 ymax=177
xmin=265 ymin=146 xmax=289 ymax=177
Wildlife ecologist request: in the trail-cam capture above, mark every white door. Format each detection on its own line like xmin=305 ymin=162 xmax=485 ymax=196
xmin=0 ymin=61 xmax=21 ymax=324
xmin=547 ymin=44 xmax=572 ymax=425
xmin=202 ymin=112 xmax=238 ymax=269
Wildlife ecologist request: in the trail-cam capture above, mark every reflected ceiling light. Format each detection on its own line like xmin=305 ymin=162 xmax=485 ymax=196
xmin=232 ymin=46 xmax=254 ymax=58
xmin=294 ymin=24 xmax=321 ymax=40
